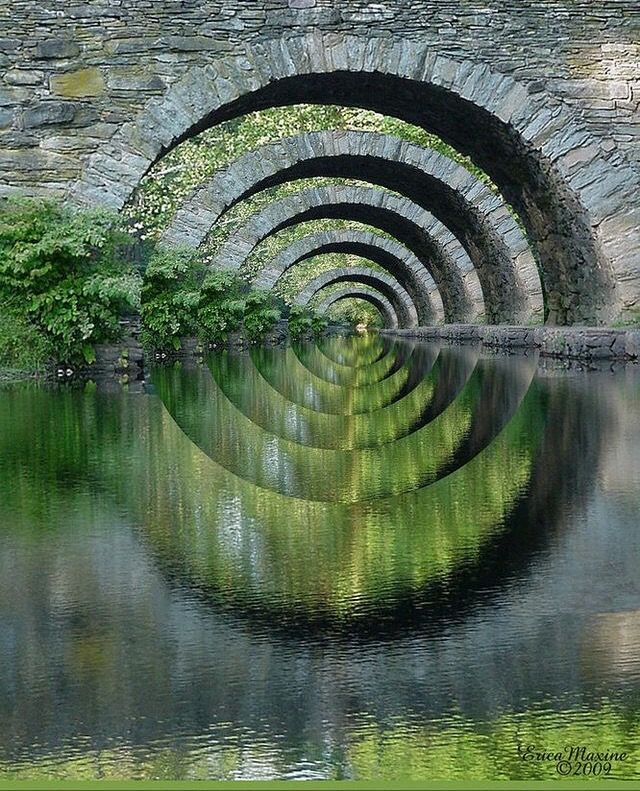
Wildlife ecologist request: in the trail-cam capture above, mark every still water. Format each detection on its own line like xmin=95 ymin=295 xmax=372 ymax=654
xmin=0 ymin=334 xmax=639 ymax=780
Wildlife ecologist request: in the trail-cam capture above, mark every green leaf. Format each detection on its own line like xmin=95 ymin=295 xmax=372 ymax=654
xmin=81 ymin=344 xmax=96 ymax=365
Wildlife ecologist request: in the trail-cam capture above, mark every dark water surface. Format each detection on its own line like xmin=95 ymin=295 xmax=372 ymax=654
xmin=0 ymin=335 xmax=639 ymax=780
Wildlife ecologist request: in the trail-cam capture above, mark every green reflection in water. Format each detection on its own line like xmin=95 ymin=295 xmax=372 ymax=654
xmin=345 ymin=702 xmax=640 ymax=781
xmin=250 ymin=346 xmax=413 ymax=414
xmin=0 ymin=346 xmax=545 ymax=619
xmin=207 ymin=349 xmax=441 ymax=449
xmin=0 ymin=353 xmax=543 ymax=620
xmin=153 ymin=362 xmax=485 ymax=501
xmin=0 ymin=343 xmax=638 ymax=783
xmin=317 ymin=333 xmax=387 ymax=367
xmin=293 ymin=341 xmax=401 ymax=385
xmin=132 ymin=378 xmax=545 ymax=620
xmin=2 ymin=701 xmax=638 ymax=780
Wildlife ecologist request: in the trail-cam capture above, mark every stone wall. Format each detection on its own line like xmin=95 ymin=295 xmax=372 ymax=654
xmin=387 ymin=325 xmax=640 ymax=362
xmin=1 ymin=0 xmax=638 ymax=325
xmin=2 ymin=0 xmax=638 ymax=173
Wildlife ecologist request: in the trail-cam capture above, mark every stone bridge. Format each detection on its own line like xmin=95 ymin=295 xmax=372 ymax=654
xmin=314 ymin=286 xmax=400 ymax=330
xmin=253 ymin=227 xmax=444 ymax=324
xmin=212 ymin=183 xmax=487 ymax=323
xmin=293 ymin=265 xmax=419 ymax=328
xmin=1 ymin=0 xmax=639 ymax=328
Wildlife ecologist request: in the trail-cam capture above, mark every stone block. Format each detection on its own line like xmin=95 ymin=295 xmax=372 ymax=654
xmin=0 ymin=39 xmax=19 ymax=52
xmin=610 ymin=333 xmax=628 ymax=358
xmin=0 ymin=87 xmax=29 ymax=106
xmin=160 ymin=36 xmax=228 ymax=52
xmin=36 ymin=39 xmax=80 ymax=59
xmin=105 ymin=38 xmax=159 ymax=55
xmin=23 ymin=102 xmax=76 ymax=128
xmin=107 ymin=72 xmax=165 ymax=92
xmin=5 ymin=70 xmax=44 ymax=86
xmin=50 ymin=67 xmax=105 ymax=97
xmin=625 ymin=331 xmax=640 ymax=358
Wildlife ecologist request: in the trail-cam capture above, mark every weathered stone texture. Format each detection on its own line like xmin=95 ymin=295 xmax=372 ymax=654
xmin=390 ymin=325 xmax=640 ymax=362
xmin=2 ymin=1 xmax=638 ymax=177
xmin=0 ymin=1 xmax=638 ymax=327
xmin=293 ymin=265 xmax=419 ymax=328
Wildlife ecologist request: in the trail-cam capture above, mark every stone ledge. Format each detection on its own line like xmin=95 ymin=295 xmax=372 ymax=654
xmin=384 ymin=324 xmax=640 ymax=361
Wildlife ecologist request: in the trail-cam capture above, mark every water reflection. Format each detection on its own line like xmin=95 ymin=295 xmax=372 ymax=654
xmin=0 ymin=337 xmax=639 ymax=780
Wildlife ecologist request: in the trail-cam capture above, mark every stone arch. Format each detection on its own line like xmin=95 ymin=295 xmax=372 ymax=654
xmin=290 ymin=266 xmax=418 ymax=330
xmin=315 ymin=286 xmax=399 ymax=330
xmin=213 ymin=184 xmax=486 ymax=323
xmin=253 ymin=228 xmax=441 ymax=325
xmin=70 ymin=33 xmax=640 ymax=325
xmin=160 ymin=131 xmax=539 ymax=324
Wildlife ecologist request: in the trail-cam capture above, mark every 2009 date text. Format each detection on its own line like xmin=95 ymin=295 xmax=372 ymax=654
xmin=517 ymin=745 xmax=629 ymax=776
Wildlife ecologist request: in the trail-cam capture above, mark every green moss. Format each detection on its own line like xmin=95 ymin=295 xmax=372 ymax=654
xmin=49 ymin=67 xmax=105 ymax=97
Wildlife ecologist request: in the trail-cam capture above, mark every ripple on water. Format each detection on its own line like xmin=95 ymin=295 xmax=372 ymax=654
xmin=0 ymin=337 xmax=639 ymax=780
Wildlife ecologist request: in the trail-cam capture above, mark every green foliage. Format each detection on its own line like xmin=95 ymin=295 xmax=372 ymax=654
xmin=311 ymin=312 xmax=329 ymax=336
xmin=613 ymin=307 xmax=640 ymax=328
xmin=241 ymin=289 xmax=282 ymax=341
xmin=141 ymin=255 xmax=283 ymax=348
xmin=196 ymin=270 xmax=247 ymax=342
xmin=0 ymin=303 xmax=53 ymax=371
xmin=326 ymin=298 xmax=384 ymax=329
xmin=140 ymin=246 xmax=204 ymax=350
xmin=288 ymin=305 xmax=328 ymax=339
xmin=0 ymin=198 xmax=142 ymax=366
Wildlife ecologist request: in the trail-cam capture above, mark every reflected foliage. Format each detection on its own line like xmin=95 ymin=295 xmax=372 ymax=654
xmin=0 ymin=338 xmax=638 ymax=781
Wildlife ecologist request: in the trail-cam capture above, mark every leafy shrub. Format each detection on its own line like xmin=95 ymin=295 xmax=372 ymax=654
xmin=142 ymin=260 xmax=283 ymax=348
xmin=196 ymin=270 xmax=246 ymax=342
xmin=288 ymin=306 xmax=327 ymax=339
xmin=140 ymin=246 xmax=203 ymax=350
xmin=311 ymin=312 xmax=329 ymax=336
xmin=0 ymin=197 xmax=141 ymax=365
xmin=242 ymin=289 xmax=282 ymax=341
xmin=0 ymin=303 xmax=53 ymax=371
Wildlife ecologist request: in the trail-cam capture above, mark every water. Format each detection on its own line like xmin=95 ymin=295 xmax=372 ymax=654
xmin=0 ymin=335 xmax=639 ymax=781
